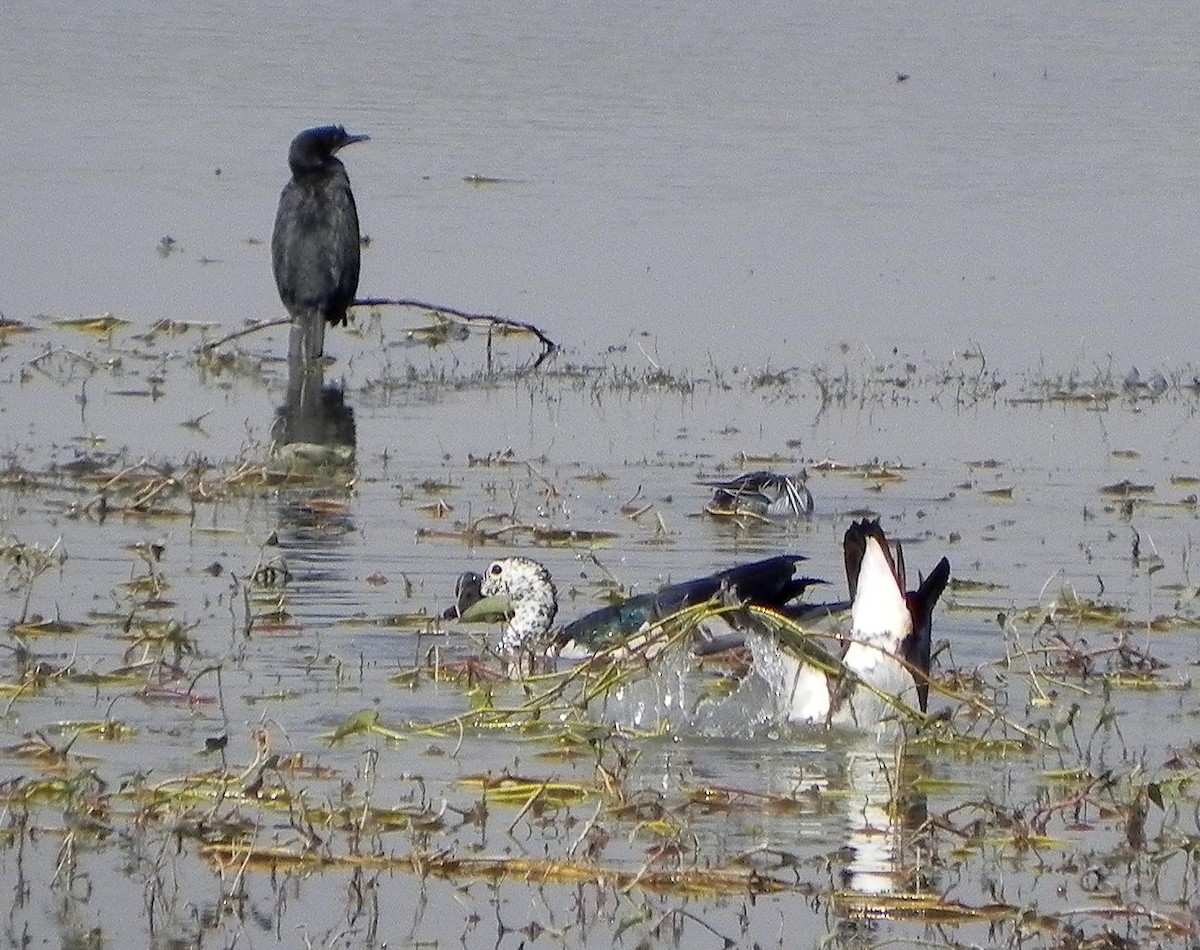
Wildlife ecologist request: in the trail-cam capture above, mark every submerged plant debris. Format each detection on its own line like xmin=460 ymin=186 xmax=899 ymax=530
xmin=3 ymin=318 xmax=1200 ymax=947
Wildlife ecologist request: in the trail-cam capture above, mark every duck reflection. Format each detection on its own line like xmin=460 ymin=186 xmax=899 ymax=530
xmin=838 ymin=740 xmax=929 ymax=897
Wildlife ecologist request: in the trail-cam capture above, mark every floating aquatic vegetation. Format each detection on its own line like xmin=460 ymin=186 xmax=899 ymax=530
xmin=342 ymin=611 xmax=436 ymax=630
xmin=0 ymin=318 xmax=36 ymax=340
xmin=414 ymin=511 xmax=620 ymax=548
xmin=810 ymin=459 xmax=909 ymax=481
xmin=324 ymin=710 xmax=407 ymax=745
xmin=8 ymin=316 xmax=1200 ymax=947
xmin=456 ymin=774 xmax=594 ymax=808
xmin=1046 ymin=388 xmax=1118 ymax=405
xmin=1100 ymin=479 xmax=1155 ymax=498
xmin=52 ymin=313 xmax=132 ymax=336
xmin=950 ymin=577 xmax=1006 ymax=594
xmin=833 ymin=890 xmax=1025 ymax=924
xmin=415 ymin=498 xmax=453 ymax=517
xmin=2 ymin=535 xmax=67 ymax=624
xmin=9 ymin=617 xmax=82 ymax=637
xmin=39 ymin=719 xmax=137 ymax=741
xmin=531 ymin=526 xmax=619 ymax=545
xmin=1038 ymin=585 xmax=1129 ymax=626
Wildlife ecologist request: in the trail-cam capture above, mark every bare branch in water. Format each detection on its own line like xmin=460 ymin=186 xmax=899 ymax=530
xmin=356 ymin=297 xmax=558 ymax=368
xmin=199 ymin=319 xmax=289 ymax=352
xmin=199 ymin=298 xmax=558 ymax=369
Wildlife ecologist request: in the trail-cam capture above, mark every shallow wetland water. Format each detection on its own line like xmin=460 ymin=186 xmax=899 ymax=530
xmin=3 ymin=316 xmax=1200 ymax=948
xmin=4 ymin=2 xmax=1200 ymax=946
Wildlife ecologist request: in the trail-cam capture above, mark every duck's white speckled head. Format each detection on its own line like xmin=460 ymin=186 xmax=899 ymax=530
xmin=480 ymin=557 xmax=558 ymax=654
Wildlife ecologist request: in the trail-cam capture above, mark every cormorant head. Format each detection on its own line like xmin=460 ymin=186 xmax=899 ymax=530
xmin=286 ymin=125 xmax=370 ymax=176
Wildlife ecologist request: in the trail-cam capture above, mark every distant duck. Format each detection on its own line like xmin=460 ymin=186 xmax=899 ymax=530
xmin=700 ymin=471 xmax=814 ymax=519
xmin=450 ymin=555 xmax=824 ymax=659
xmin=760 ymin=519 xmax=950 ymax=727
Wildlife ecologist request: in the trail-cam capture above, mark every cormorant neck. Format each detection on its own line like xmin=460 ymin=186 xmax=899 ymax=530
xmin=290 ymin=154 xmax=343 ymax=178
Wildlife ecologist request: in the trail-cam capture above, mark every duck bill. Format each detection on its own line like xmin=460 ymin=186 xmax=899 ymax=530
xmin=456 ymin=593 xmax=513 ymax=623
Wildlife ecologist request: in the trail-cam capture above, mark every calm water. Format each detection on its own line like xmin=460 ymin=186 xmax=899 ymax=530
xmin=3 ymin=3 xmax=1200 ymax=948
xmin=3 ymin=2 xmax=1199 ymax=368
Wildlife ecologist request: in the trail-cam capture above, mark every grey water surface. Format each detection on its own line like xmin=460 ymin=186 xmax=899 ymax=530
xmin=2 ymin=3 xmax=1200 ymax=948
xmin=4 ymin=1 xmax=1198 ymax=368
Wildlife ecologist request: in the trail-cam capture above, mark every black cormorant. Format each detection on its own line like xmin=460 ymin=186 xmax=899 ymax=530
xmin=271 ymin=124 xmax=369 ymax=360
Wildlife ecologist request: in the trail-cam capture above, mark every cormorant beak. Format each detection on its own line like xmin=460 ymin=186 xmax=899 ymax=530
xmin=337 ymin=132 xmax=370 ymax=151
